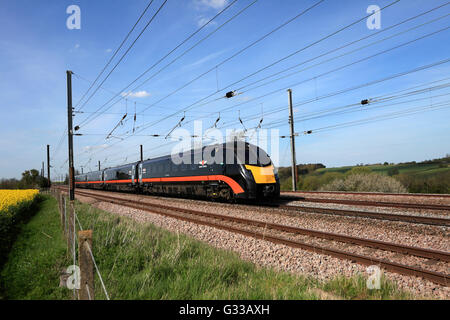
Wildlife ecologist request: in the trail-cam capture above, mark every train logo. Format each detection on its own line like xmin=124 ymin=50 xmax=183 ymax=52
xmin=198 ymin=160 xmax=208 ymax=168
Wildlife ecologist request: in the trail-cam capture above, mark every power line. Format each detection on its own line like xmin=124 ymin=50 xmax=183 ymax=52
xmin=137 ymin=23 xmax=450 ymax=133
xmin=132 ymin=0 xmax=403 ymax=133
xmin=73 ymin=0 xmax=404 ymax=159
xmin=92 ymin=0 xmax=253 ymax=119
xmin=76 ymin=0 xmax=169 ymax=113
xmin=74 ymin=59 xmax=450 ymax=169
xmin=74 ymin=0 xmax=156 ymax=110
xmin=175 ymin=15 xmax=450 ymax=129
xmin=215 ymin=81 xmax=450 ymax=130
xmin=78 ymin=0 xmax=325 ymax=130
xmin=310 ymin=100 xmax=450 ymax=133
xmin=76 ymin=0 xmax=241 ymax=128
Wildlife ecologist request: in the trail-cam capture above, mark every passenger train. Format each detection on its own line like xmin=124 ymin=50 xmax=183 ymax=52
xmin=75 ymin=142 xmax=280 ymax=200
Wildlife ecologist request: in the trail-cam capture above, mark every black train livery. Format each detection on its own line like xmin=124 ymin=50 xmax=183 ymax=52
xmin=75 ymin=142 xmax=280 ymax=200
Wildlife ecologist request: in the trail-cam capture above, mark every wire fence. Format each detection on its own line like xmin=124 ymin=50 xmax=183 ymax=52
xmin=52 ymin=188 xmax=110 ymax=300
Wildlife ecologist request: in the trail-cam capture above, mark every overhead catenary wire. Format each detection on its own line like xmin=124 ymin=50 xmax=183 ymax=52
xmin=222 ymin=76 xmax=450 ymax=129
xmin=307 ymin=100 xmax=450 ymax=134
xmin=71 ymin=0 xmax=405 ymax=162
xmin=173 ymin=18 xmax=450 ymax=130
xmin=79 ymin=0 xmax=324 ymax=130
xmin=53 ymin=2 xmax=445 ymax=168
xmin=75 ymin=59 xmax=450 ymax=170
xmin=71 ymin=3 xmax=450 ymax=170
xmin=76 ymin=0 xmax=168 ymax=113
xmin=263 ymin=89 xmax=450 ymax=129
xmin=76 ymin=0 xmax=241 ymax=128
xmin=74 ymin=0 xmax=156 ymax=110
xmin=131 ymin=0 xmax=403 ymax=133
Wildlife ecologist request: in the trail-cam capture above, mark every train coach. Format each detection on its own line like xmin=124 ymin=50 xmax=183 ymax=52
xmin=75 ymin=142 xmax=280 ymax=200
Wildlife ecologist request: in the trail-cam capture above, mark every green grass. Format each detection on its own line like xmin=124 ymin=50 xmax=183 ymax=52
xmin=280 ymin=160 xmax=450 ymax=193
xmin=0 ymin=195 xmax=71 ymax=299
xmin=314 ymin=163 xmax=449 ymax=177
xmin=1 ymin=196 xmax=413 ymax=300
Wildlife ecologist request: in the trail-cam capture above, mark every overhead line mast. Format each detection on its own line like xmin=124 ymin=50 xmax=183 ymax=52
xmin=67 ymin=70 xmax=75 ymax=201
xmin=287 ymin=89 xmax=298 ymax=191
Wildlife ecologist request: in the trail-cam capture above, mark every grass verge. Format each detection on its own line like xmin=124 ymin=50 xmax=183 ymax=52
xmin=0 ymin=195 xmax=71 ymax=299
xmin=1 ymin=196 xmax=413 ymax=300
xmin=72 ymin=200 xmax=411 ymax=300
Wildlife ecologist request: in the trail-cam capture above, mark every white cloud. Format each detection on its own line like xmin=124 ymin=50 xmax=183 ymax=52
xmin=195 ymin=0 xmax=228 ymax=10
xmin=83 ymin=144 xmax=108 ymax=152
xmin=121 ymin=90 xmax=151 ymax=98
xmin=197 ymin=16 xmax=217 ymax=27
xmin=105 ymin=48 xmax=112 ymax=53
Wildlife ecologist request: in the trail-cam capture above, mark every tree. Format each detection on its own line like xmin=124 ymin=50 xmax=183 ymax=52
xmin=19 ymin=169 xmax=49 ymax=188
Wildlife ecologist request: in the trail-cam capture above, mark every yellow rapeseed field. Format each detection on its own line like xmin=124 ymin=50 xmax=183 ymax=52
xmin=0 ymin=189 xmax=39 ymax=212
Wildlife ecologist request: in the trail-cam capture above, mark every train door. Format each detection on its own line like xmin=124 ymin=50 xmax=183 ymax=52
xmin=132 ymin=165 xmax=136 ymax=185
xmin=139 ymin=163 xmax=143 ymax=183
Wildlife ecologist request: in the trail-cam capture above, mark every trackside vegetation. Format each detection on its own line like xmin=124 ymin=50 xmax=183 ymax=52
xmin=279 ymin=155 xmax=450 ymax=193
xmin=1 ymin=196 xmax=412 ymax=300
xmin=0 ymin=189 xmax=41 ymax=269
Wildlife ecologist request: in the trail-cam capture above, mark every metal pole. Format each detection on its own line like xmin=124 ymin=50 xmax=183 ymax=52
xmin=42 ymin=162 xmax=45 ymax=177
xmin=287 ymin=89 xmax=298 ymax=191
xmin=140 ymin=145 xmax=143 ymax=162
xmin=98 ymin=161 xmax=101 ymax=171
xmin=47 ymin=144 xmax=51 ymax=187
xmin=67 ymin=70 xmax=75 ymax=201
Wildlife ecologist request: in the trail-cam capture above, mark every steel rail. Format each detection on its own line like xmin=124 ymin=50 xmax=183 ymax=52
xmin=268 ymin=203 xmax=450 ymax=227
xmin=280 ymin=196 xmax=450 ymax=211
xmin=282 ymin=190 xmax=450 ymax=199
xmin=59 ymin=188 xmax=450 ymax=286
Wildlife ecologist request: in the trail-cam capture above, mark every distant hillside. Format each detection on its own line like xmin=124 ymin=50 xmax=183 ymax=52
xmin=278 ymin=155 xmax=450 ymax=194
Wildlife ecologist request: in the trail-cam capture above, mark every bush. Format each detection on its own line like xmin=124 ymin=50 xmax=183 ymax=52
xmin=298 ymin=172 xmax=344 ymax=191
xmin=395 ymin=172 xmax=450 ymax=194
xmin=387 ymin=168 xmax=399 ymax=176
xmin=344 ymin=167 xmax=372 ymax=177
xmin=320 ymin=173 xmax=407 ymax=193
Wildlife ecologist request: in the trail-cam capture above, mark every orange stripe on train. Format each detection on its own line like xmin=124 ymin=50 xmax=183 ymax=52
xmin=75 ymin=175 xmax=245 ymax=194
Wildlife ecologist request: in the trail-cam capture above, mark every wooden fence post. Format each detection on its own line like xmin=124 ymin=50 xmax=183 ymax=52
xmin=67 ymin=201 xmax=75 ymax=256
xmin=60 ymin=193 xmax=65 ymax=233
xmin=78 ymin=230 xmax=94 ymax=300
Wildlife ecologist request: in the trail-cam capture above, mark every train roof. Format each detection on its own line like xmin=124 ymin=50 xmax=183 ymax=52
xmin=77 ymin=142 xmax=267 ymax=176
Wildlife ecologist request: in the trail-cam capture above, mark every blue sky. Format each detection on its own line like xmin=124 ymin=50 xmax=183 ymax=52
xmin=0 ymin=0 xmax=449 ymax=179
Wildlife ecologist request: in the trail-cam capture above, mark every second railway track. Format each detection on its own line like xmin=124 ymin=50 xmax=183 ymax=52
xmin=262 ymin=202 xmax=450 ymax=227
xmin=280 ymin=195 xmax=450 ymax=212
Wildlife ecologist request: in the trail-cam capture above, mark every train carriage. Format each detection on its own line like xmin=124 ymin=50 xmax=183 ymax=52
xmin=75 ymin=142 xmax=280 ymax=200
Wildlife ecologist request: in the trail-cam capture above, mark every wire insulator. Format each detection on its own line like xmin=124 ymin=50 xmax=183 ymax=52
xmin=225 ymin=91 xmax=236 ymax=98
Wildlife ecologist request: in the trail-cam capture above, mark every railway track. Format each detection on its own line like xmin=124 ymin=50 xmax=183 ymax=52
xmin=264 ymin=203 xmax=450 ymax=227
xmin=283 ymin=190 xmax=450 ymax=198
xmin=63 ymin=188 xmax=450 ymax=287
xmin=280 ymin=195 xmax=450 ymax=212
xmin=55 ymin=186 xmax=450 ymax=226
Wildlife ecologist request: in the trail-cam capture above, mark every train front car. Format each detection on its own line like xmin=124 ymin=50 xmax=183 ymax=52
xmin=228 ymin=142 xmax=280 ymax=200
